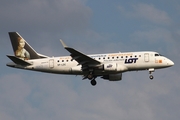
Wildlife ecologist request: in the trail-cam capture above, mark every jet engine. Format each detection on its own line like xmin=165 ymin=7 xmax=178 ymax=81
xmin=103 ymin=63 xmax=127 ymax=72
xmin=101 ymin=73 xmax=122 ymax=81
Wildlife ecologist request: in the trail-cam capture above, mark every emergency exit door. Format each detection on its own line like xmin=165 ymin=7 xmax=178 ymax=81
xmin=49 ymin=59 xmax=54 ymax=68
xmin=144 ymin=53 xmax=149 ymax=62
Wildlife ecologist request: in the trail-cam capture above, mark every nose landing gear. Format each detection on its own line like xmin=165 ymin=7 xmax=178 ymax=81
xmin=149 ymin=68 xmax=155 ymax=80
xmin=149 ymin=75 xmax=154 ymax=79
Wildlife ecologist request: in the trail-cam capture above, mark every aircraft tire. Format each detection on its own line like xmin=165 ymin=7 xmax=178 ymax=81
xmin=149 ymin=75 xmax=154 ymax=80
xmin=91 ymin=80 xmax=97 ymax=86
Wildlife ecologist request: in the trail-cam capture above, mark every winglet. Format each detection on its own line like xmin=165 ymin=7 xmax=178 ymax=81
xmin=60 ymin=39 xmax=68 ymax=48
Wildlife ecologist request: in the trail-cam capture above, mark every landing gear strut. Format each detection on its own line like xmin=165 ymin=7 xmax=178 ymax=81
xmin=149 ymin=68 xmax=155 ymax=80
xmin=87 ymin=74 xmax=93 ymax=80
xmin=87 ymin=71 xmax=97 ymax=86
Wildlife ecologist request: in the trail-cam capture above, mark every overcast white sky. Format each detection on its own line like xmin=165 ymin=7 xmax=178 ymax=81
xmin=0 ymin=0 xmax=180 ymax=120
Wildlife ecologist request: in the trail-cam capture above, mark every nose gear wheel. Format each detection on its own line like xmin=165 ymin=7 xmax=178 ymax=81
xmin=149 ymin=75 xmax=154 ymax=80
xmin=149 ymin=68 xmax=154 ymax=80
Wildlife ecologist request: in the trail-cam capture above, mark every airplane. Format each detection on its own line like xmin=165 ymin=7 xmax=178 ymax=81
xmin=6 ymin=32 xmax=174 ymax=86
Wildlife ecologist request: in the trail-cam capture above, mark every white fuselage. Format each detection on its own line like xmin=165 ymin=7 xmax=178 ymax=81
xmin=7 ymin=32 xmax=174 ymax=85
xmin=9 ymin=51 xmax=174 ymax=76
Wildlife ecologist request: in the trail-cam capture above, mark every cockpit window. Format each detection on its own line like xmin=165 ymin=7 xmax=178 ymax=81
xmin=155 ymin=53 xmax=163 ymax=56
xmin=155 ymin=54 xmax=159 ymax=56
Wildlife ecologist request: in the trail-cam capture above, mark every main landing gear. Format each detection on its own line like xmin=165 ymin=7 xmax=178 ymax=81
xmin=86 ymin=71 xmax=97 ymax=86
xmin=90 ymin=79 xmax=97 ymax=86
xmin=149 ymin=68 xmax=155 ymax=80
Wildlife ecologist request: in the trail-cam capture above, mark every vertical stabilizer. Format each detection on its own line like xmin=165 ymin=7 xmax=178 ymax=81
xmin=8 ymin=32 xmax=40 ymax=60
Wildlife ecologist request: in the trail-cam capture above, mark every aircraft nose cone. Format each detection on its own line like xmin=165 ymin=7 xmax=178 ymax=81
xmin=170 ymin=60 xmax=174 ymax=66
xmin=167 ymin=59 xmax=174 ymax=66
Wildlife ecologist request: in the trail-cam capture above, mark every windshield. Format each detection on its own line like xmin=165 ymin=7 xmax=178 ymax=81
xmin=155 ymin=53 xmax=163 ymax=56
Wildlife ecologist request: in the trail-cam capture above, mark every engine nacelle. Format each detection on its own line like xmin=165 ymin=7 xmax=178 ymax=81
xmin=103 ymin=63 xmax=127 ymax=72
xmin=101 ymin=73 xmax=122 ymax=81
xmin=103 ymin=63 xmax=117 ymax=71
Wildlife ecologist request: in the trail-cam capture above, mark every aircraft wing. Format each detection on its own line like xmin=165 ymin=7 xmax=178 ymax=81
xmin=60 ymin=40 xmax=101 ymax=66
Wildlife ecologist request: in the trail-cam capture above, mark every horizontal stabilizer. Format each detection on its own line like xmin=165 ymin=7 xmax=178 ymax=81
xmin=7 ymin=55 xmax=32 ymax=66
